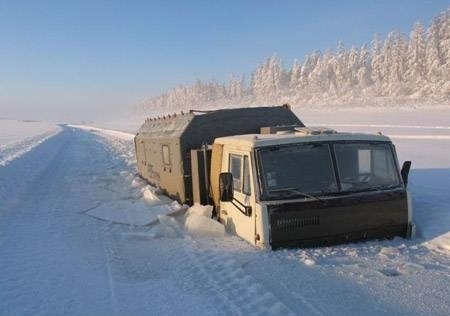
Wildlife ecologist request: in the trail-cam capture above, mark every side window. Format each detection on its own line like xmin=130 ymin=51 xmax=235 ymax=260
xmin=243 ymin=156 xmax=251 ymax=195
xmin=162 ymin=145 xmax=171 ymax=165
xmin=229 ymin=154 xmax=252 ymax=195
xmin=229 ymin=154 xmax=242 ymax=192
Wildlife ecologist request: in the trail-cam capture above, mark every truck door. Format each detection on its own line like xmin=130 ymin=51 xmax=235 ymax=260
xmin=221 ymin=152 xmax=256 ymax=244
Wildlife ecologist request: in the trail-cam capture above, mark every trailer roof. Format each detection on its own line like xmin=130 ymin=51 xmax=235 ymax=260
xmin=136 ymin=105 xmax=303 ymax=140
xmin=214 ymin=132 xmax=392 ymax=148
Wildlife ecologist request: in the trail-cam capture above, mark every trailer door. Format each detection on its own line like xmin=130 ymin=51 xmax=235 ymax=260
xmin=220 ymin=151 xmax=256 ymax=244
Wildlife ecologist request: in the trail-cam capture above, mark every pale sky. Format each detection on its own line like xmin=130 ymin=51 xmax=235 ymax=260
xmin=0 ymin=0 xmax=448 ymax=122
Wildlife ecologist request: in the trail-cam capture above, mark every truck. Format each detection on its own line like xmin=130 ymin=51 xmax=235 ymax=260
xmin=135 ymin=105 xmax=413 ymax=249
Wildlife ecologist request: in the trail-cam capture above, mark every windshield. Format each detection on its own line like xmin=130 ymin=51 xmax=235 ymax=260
xmin=334 ymin=143 xmax=400 ymax=191
xmin=258 ymin=143 xmax=338 ymax=200
xmin=257 ymin=141 xmax=401 ymax=201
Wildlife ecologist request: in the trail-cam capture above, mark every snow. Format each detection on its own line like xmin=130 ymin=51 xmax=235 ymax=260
xmin=0 ymin=107 xmax=449 ymax=315
xmin=0 ymin=119 xmax=61 ymax=166
xmin=425 ymin=233 xmax=450 ymax=254
xmin=183 ymin=204 xmax=226 ymax=238
xmin=69 ymin=124 xmax=135 ymax=140
xmin=85 ymin=199 xmax=186 ymax=226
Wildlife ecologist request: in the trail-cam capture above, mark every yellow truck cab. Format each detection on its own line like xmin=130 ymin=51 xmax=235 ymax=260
xmin=211 ymin=129 xmax=413 ymax=249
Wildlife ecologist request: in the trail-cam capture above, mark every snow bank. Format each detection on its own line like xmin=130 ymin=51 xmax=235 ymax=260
xmin=424 ymin=232 xmax=450 ymax=254
xmin=0 ymin=120 xmax=61 ymax=166
xmin=183 ymin=204 xmax=225 ymax=238
xmin=150 ymin=214 xmax=184 ymax=238
xmin=79 ymin=118 xmax=142 ymax=134
xmin=185 ymin=203 xmax=214 ymax=217
xmin=141 ymin=186 xmax=173 ymax=205
xmin=85 ymin=175 xmax=188 ymax=226
xmin=92 ymin=201 xmax=226 ymax=240
xmin=67 ymin=125 xmax=226 ymax=239
xmin=68 ymin=124 xmax=135 ymax=141
xmin=0 ymin=119 xmax=59 ymax=146
xmin=70 ymin=125 xmax=191 ymax=227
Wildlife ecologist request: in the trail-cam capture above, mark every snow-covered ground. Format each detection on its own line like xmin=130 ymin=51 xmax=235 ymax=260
xmin=0 ymin=108 xmax=449 ymax=315
xmin=0 ymin=119 xmax=61 ymax=166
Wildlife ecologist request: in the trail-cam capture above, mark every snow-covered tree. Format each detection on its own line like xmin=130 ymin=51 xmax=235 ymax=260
xmin=334 ymin=41 xmax=349 ymax=91
xmin=426 ymin=14 xmax=444 ymax=83
xmin=371 ymin=33 xmax=384 ymax=92
xmin=357 ymin=44 xmax=372 ymax=88
xmin=406 ymin=22 xmax=427 ymax=87
xmin=142 ymin=7 xmax=450 ymax=113
xmin=309 ymin=51 xmax=332 ymax=94
xmin=298 ymin=51 xmax=321 ymax=91
xmin=347 ymin=46 xmax=360 ymax=88
xmin=289 ymin=59 xmax=302 ymax=90
xmin=439 ymin=9 xmax=450 ymax=95
xmin=228 ymin=74 xmax=245 ymax=100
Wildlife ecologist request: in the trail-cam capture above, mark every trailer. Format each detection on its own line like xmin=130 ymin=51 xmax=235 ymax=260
xmin=135 ymin=105 xmax=414 ymax=248
xmin=134 ymin=105 xmax=302 ymax=205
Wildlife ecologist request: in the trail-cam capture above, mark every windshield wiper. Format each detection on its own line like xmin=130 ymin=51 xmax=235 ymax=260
xmin=371 ymin=184 xmax=401 ymax=191
xmin=269 ymin=187 xmax=325 ymax=202
xmin=342 ymin=183 xmax=400 ymax=193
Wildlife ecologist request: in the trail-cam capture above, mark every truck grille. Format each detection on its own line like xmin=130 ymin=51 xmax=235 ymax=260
xmin=268 ymin=190 xmax=409 ymax=248
xmin=275 ymin=216 xmax=320 ymax=231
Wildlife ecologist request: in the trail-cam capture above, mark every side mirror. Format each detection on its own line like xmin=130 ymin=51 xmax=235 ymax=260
xmin=401 ymin=161 xmax=412 ymax=187
xmin=219 ymin=172 xmax=234 ymax=202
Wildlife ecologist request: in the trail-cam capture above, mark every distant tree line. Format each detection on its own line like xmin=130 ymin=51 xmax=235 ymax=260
xmin=142 ymin=8 xmax=450 ymax=112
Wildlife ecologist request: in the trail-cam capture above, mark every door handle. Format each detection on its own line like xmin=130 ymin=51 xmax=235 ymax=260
xmin=231 ymin=198 xmax=252 ymax=216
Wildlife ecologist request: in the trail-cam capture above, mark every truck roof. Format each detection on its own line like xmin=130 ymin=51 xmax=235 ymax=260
xmin=214 ymin=132 xmax=392 ymax=148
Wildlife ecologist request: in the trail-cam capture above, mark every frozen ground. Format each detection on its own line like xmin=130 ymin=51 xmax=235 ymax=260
xmin=0 ymin=108 xmax=449 ymax=315
xmin=0 ymin=119 xmax=61 ymax=166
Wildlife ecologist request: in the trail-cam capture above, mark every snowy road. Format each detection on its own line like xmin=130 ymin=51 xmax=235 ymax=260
xmin=0 ymin=126 xmax=449 ymax=316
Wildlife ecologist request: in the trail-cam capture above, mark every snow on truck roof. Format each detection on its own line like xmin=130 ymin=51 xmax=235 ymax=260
xmin=214 ymin=132 xmax=392 ymax=148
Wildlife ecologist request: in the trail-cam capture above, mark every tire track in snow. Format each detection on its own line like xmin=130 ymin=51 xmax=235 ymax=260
xmin=179 ymin=238 xmax=299 ymax=316
xmin=100 ymin=228 xmax=120 ymax=316
xmin=1 ymin=129 xmax=138 ymax=315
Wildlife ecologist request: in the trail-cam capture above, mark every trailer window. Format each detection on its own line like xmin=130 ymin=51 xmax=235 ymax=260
xmin=162 ymin=145 xmax=171 ymax=165
xmin=229 ymin=154 xmax=242 ymax=192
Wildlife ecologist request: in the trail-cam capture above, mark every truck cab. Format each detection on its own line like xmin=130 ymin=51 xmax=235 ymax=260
xmin=212 ymin=128 xmax=413 ymax=249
